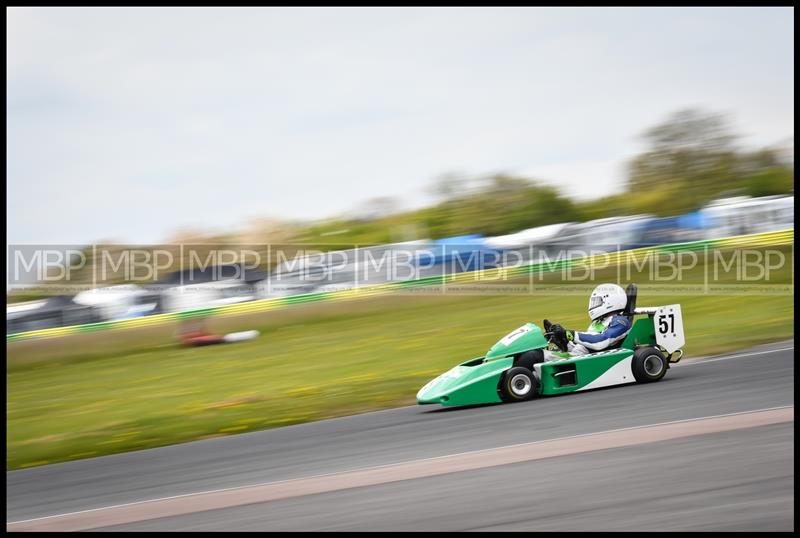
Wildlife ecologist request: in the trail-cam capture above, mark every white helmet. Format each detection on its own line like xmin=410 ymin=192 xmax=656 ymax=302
xmin=588 ymin=283 xmax=627 ymax=321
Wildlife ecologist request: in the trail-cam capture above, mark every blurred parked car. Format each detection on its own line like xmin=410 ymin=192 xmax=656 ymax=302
xmin=73 ymin=284 xmax=159 ymax=321
xmin=545 ymin=215 xmax=656 ymax=257
xmin=7 ymin=295 xmax=101 ymax=334
xmin=156 ymin=263 xmax=267 ymax=313
xmin=700 ymin=195 xmax=794 ymax=239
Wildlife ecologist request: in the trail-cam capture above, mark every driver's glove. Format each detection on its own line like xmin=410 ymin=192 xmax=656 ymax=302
xmin=547 ymin=324 xmax=570 ymax=352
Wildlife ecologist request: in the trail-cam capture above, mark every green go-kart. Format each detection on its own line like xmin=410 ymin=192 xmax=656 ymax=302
xmin=416 ymin=284 xmax=685 ymax=407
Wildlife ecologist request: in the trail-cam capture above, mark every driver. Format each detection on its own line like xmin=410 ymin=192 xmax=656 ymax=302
xmin=544 ymin=283 xmax=632 ymax=360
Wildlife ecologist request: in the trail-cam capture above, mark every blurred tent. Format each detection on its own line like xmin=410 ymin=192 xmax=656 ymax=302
xmin=639 ymin=211 xmax=708 ymax=246
xmin=415 ymin=234 xmax=503 ymax=273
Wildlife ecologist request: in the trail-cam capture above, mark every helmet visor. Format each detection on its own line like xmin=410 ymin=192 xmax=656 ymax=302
xmin=589 ymin=296 xmax=604 ymax=311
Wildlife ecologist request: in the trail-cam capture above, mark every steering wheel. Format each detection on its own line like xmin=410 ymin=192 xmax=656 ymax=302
xmin=543 ymin=320 xmax=569 ymax=352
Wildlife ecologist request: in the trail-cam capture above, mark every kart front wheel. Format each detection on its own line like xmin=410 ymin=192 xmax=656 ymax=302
xmin=499 ymin=367 xmax=539 ymax=402
xmin=632 ymin=347 xmax=668 ymax=383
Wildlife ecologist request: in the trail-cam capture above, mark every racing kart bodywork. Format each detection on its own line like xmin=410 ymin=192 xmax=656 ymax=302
xmin=416 ymin=284 xmax=685 ymax=407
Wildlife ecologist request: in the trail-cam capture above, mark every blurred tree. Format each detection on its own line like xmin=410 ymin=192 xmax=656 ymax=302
xmin=354 ymin=196 xmax=401 ymax=221
xmin=427 ymin=172 xmax=470 ymax=201
xmin=238 ymin=217 xmax=300 ymax=244
xmin=626 ymin=108 xmax=793 ymax=214
xmin=641 ymin=108 xmax=737 ymax=152
xmin=627 ymin=108 xmax=742 ymax=211
xmin=744 ymin=167 xmax=794 ymax=197
xmin=415 ymin=173 xmax=579 ymax=237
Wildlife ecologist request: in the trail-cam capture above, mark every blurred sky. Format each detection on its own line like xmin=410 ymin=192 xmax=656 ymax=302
xmin=7 ymin=7 xmax=794 ymax=244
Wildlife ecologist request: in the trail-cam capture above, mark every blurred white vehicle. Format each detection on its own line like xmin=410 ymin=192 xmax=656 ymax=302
xmin=700 ymin=195 xmax=794 ymax=239
xmin=7 ymin=296 xmax=100 ymax=333
xmin=73 ymin=284 xmax=157 ymax=320
xmin=161 ymin=280 xmax=258 ymax=313
xmin=484 ymin=222 xmax=576 ymax=249
xmin=550 ymin=215 xmax=656 ymax=255
xmin=157 ymin=264 xmax=265 ymax=313
xmin=6 ymin=299 xmax=47 ymax=318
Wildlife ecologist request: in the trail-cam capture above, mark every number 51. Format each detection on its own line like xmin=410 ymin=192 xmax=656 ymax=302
xmin=659 ymin=314 xmax=675 ymax=334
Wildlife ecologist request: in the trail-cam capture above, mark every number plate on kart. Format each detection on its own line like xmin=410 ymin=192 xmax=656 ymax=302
xmin=499 ymin=325 xmax=532 ymax=346
xmin=655 ymin=305 xmax=685 ymax=353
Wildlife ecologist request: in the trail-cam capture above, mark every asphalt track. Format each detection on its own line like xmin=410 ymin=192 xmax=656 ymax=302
xmin=7 ymin=340 xmax=794 ymax=531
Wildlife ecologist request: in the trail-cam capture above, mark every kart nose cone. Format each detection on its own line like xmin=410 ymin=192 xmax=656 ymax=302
xmin=416 ymin=392 xmax=449 ymax=405
xmin=416 ymin=380 xmax=447 ymax=404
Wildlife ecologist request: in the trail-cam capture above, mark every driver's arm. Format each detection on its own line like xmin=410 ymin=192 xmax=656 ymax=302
xmin=571 ymin=317 xmax=631 ymax=351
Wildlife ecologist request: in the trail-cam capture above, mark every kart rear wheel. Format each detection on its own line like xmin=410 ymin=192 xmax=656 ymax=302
xmin=632 ymin=347 xmax=668 ymax=383
xmin=499 ymin=367 xmax=539 ymax=402
xmin=515 ymin=350 xmax=544 ymax=371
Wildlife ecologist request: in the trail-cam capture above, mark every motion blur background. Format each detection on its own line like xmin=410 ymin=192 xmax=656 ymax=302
xmin=6 ymin=7 xmax=794 ymax=472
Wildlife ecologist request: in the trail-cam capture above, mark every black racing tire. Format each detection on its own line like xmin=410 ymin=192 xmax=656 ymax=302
xmin=631 ymin=347 xmax=668 ymax=383
xmin=499 ymin=367 xmax=539 ymax=402
xmin=515 ymin=350 xmax=545 ymax=371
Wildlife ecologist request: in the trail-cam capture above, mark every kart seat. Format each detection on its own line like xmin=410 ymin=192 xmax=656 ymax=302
xmin=623 ymin=283 xmax=637 ymax=323
xmin=604 ymin=284 xmax=637 ymax=351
